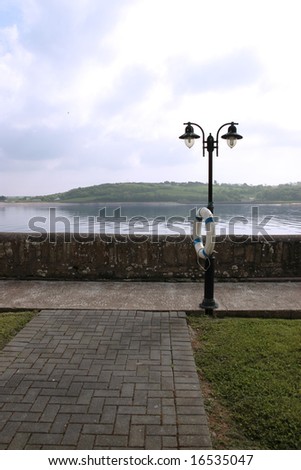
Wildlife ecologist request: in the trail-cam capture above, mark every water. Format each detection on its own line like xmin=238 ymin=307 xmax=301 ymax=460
xmin=0 ymin=202 xmax=300 ymax=236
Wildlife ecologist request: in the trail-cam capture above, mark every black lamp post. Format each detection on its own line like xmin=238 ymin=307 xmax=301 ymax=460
xmin=179 ymin=121 xmax=243 ymax=313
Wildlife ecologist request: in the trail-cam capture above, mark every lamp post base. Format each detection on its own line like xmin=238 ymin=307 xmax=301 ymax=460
xmin=200 ymin=255 xmax=218 ymax=313
xmin=200 ymin=298 xmax=219 ymax=311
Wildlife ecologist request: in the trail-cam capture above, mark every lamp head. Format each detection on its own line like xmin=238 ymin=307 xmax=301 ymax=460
xmin=179 ymin=122 xmax=200 ymax=148
xmin=221 ymin=122 xmax=243 ymax=148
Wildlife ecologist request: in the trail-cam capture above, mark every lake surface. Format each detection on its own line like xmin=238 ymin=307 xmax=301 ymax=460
xmin=0 ymin=202 xmax=300 ymax=236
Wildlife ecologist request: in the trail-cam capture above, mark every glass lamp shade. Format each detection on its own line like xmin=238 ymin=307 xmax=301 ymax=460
xmin=221 ymin=123 xmax=243 ymax=149
xmin=227 ymin=136 xmax=237 ymax=148
xmin=185 ymin=137 xmax=195 ymax=148
xmin=179 ymin=123 xmax=200 ymax=149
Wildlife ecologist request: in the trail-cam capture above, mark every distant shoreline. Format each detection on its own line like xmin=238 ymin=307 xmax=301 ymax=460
xmin=2 ymin=201 xmax=301 ymax=206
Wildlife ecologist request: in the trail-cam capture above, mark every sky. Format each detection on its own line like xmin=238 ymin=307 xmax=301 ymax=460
xmin=0 ymin=0 xmax=301 ymax=196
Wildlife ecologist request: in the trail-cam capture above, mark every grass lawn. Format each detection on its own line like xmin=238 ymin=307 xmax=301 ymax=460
xmin=0 ymin=311 xmax=37 ymax=351
xmin=188 ymin=316 xmax=301 ymax=450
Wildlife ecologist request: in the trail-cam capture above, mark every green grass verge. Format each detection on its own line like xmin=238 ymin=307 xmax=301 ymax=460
xmin=188 ymin=316 xmax=301 ymax=450
xmin=0 ymin=311 xmax=37 ymax=351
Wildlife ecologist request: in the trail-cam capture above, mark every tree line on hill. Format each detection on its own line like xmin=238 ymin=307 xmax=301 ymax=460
xmin=4 ymin=181 xmax=301 ymax=203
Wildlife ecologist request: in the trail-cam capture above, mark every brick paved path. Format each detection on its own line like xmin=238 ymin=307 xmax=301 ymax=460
xmin=0 ymin=310 xmax=211 ymax=449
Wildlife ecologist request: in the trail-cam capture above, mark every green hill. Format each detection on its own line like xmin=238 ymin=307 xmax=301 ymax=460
xmin=8 ymin=181 xmax=301 ymax=203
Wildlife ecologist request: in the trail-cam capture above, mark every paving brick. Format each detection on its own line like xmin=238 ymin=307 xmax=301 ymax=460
xmin=77 ymin=389 xmax=94 ymax=405
xmin=174 ymin=383 xmax=200 ymax=390
xmin=19 ymin=421 xmax=52 ymax=433
xmin=8 ymin=432 xmax=30 ymax=450
xmin=40 ymin=404 xmax=60 ymax=422
xmin=118 ymin=405 xmax=146 ymax=415
xmin=10 ymin=412 xmax=41 ymax=422
xmin=2 ymin=402 xmax=31 ymax=413
xmin=70 ymin=413 xmax=99 ymax=424
xmin=29 ymin=433 xmax=63 ymax=446
xmin=145 ymin=435 xmax=162 ymax=449
xmin=147 ymin=398 xmax=161 ymax=415
xmin=146 ymin=425 xmax=177 ymax=436
xmin=100 ymin=405 xmax=117 ymax=424
xmin=0 ymin=421 xmax=21 ymax=444
xmin=50 ymin=413 xmax=71 ymax=433
xmin=133 ymin=389 xmax=147 ymax=406
xmin=82 ymin=423 xmax=114 ymax=434
xmin=68 ymin=382 xmax=83 ymax=397
xmin=60 ymin=404 xmax=88 ymax=414
xmin=178 ymin=434 xmax=212 ymax=449
xmin=148 ymin=390 xmax=174 ymax=398
xmin=162 ymin=435 xmax=178 ymax=448
xmin=177 ymin=414 xmax=209 ymax=425
xmin=129 ymin=425 xmax=145 ymax=448
xmin=0 ymin=411 xmax=12 ymax=431
xmin=77 ymin=434 xmax=95 ymax=449
xmin=95 ymin=435 xmax=128 ymax=448
xmin=179 ymin=424 xmax=211 ymax=435
xmin=88 ymin=397 xmax=104 ymax=414
xmin=177 ymin=405 xmax=206 ymax=415
xmin=120 ymin=383 xmax=135 ymax=397
xmin=104 ymin=397 xmax=132 ymax=406
xmin=49 ymin=397 xmax=78 ymax=407
xmin=135 ymin=383 xmax=161 ymax=391
xmin=114 ymin=414 xmax=131 ymax=435
xmin=30 ymin=396 xmax=49 ymax=413
xmin=162 ymin=414 xmax=177 ymax=425
xmin=175 ymin=389 xmax=203 ymax=398
xmin=61 ymin=423 xmax=82 ymax=446
xmin=161 ymin=377 xmax=175 ymax=390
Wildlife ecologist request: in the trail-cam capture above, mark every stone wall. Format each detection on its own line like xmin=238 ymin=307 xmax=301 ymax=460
xmin=0 ymin=233 xmax=300 ymax=281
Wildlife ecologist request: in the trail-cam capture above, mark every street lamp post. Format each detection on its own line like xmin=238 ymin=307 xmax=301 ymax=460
xmin=179 ymin=122 xmax=243 ymax=313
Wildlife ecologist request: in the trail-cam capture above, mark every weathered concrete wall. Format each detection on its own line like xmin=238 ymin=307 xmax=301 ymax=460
xmin=0 ymin=233 xmax=300 ymax=281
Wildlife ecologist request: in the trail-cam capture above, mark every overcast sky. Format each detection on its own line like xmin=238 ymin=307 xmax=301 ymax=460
xmin=0 ymin=0 xmax=301 ymax=196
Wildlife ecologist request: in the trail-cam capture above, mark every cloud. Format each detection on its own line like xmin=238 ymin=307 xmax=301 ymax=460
xmin=169 ymin=49 xmax=262 ymax=95
xmin=20 ymin=0 xmax=124 ymax=61
xmin=0 ymin=1 xmax=22 ymax=28
xmin=99 ymin=64 xmax=156 ymax=116
xmin=0 ymin=124 xmax=72 ymax=164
